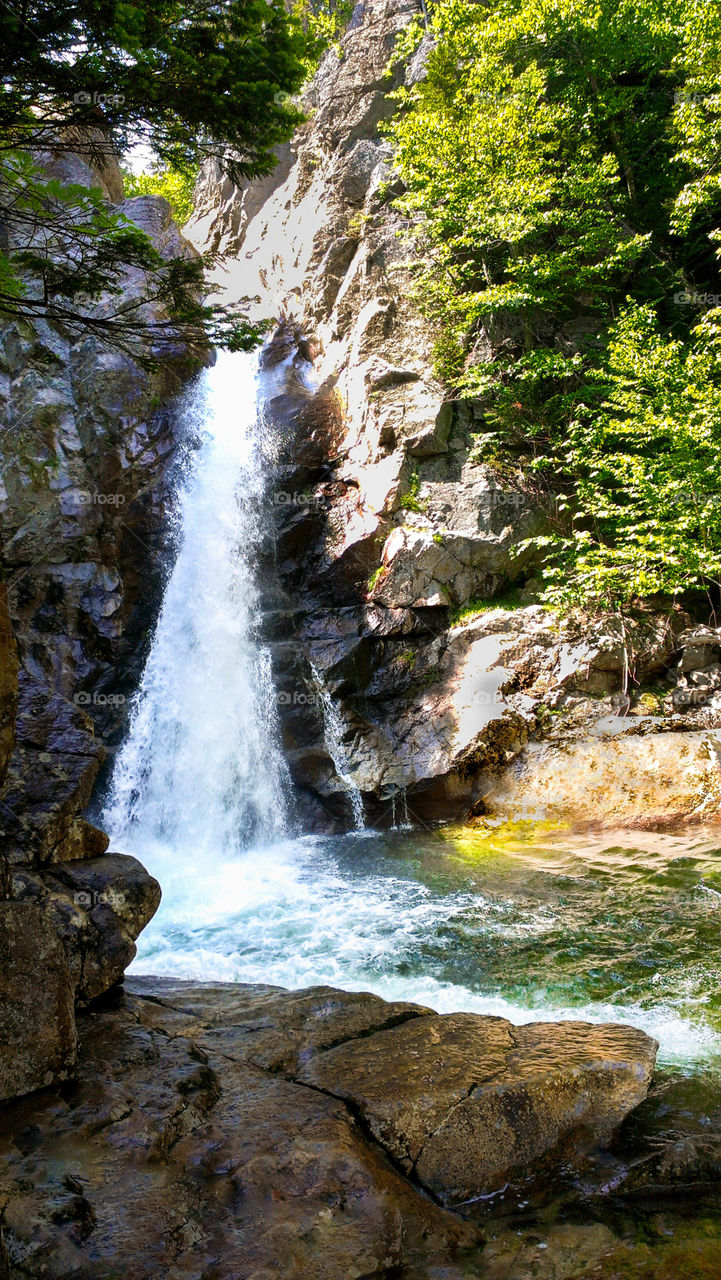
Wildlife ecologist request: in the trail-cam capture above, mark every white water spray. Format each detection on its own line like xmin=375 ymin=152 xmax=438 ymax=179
xmin=104 ymin=351 xmax=289 ymax=860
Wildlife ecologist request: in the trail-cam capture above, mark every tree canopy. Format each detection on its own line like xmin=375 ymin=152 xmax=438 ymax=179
xmin=386 ymin=0 xmax=721 ymax=612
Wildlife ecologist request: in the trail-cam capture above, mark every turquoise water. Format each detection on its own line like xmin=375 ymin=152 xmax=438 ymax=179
xmin=130 ymin=821 xmax=721 ymax=1073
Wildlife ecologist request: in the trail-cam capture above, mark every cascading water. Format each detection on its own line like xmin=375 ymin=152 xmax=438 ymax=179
xmin=103 ymin=349 xmax=721 ymax=1078
xmin=105 ymin=350 xmax=289 ymax=862
xmin=308 ymin=661 xmax=365 ymax=830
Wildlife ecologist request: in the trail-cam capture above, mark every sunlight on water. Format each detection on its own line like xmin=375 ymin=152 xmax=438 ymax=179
xmin=128 ymin=821 xmax=721 ymax=1069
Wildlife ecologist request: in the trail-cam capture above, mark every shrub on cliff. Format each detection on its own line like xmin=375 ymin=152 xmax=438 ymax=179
xmin=123 ymin=166 xmax=196 ymax=228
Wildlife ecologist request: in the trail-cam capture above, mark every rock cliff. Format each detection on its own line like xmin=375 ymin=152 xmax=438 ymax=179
xmin=0 ymin=10 xmax=693 ymax=1275
xmin=187 ymin=0 xmax=721 ymax=832
xmin=0 ymin=147 xmax=205 ymax=1099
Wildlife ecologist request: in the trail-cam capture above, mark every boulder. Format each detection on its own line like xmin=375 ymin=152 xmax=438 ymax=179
xmin=0 ymin=902 xmax=76 ymax=1100
xmin=0 ymin=979 xmax=657 ymax=1277
xmin=483 ymin=729 xmax=721 ymax=826
xmin=11 ymin=854 xmax=162 ymax=1004
xmin=0 ymin=980 xmax=477 ymax=1279
xmin=677 ymin=627 xmax=721 ymax=672
xmin=297 ymin=1010 xmax=658 ymax=1205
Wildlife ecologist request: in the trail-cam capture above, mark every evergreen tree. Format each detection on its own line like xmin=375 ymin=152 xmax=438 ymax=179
xmin=0 ymin=0 xmax=314 ymax=358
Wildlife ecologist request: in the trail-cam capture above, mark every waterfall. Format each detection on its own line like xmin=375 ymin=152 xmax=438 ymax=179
xmin=104 ymin=350 xmax=289 ymax=860
xmin=96 ymin=348 xmax=715 ymax=1075
xmin=308 ymin=662 xmax=365 ymax=831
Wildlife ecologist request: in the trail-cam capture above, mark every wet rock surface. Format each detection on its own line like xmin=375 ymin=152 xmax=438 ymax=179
xmin=0 ymin=902 xmax=76 ymax=1101
xmin=0 ymin=978 xmax=658 ymax=1278
xmin=0 ymin=576 xmax=17 ymax=787
xmin=297 ymin=1012 xmax=658 ymax=1205
xmin=10 ymin=854 xmax=161 ymax=1005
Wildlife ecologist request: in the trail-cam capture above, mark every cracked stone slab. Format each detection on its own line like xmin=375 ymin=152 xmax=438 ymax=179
xmin=0 ymin=980 xmax=476 ymax=1280
xmin=0 ymin=978 xmax=658 ymax=1275
xmin=129 ymin=977 xmax=431 ymax=1073
xmin=296 ymin=1012 xmax=658 ymax=1205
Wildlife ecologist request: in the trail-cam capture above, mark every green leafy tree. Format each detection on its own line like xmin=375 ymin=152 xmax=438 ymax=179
xmin=537 ymin=304 xmax=721 ymax=609
xmin=293 ymin=0 xmax=355 ymax=62
xmin=671 ymin=0 xmax=721 ymax=235
xmin=386 ymin=0 xmax=721 ymax=613
xmin=122 ymin=166 xmax=197 ymax=227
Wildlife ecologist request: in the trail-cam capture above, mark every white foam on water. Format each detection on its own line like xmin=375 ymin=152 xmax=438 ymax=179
xmin=128 ymin=830 xmax=721 ymax=1068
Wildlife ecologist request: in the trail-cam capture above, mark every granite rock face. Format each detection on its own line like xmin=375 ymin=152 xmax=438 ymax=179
xmin=0 ymin=574 xmax=17 ymax=786
xmin=10 ymin=854 xmax=161 ymax=1006
xmin=0 ymin=978 xmax=657 ymax=1277
xmin=0 ymin=902 xmax=76 ymax=1101
xmin=0 ymin=182 xmax=203 ymax=760
xmin=298 ymin=1011 xmax=658 ymax=1204
xmin=186 ymin=0 xmax=545 ymax=826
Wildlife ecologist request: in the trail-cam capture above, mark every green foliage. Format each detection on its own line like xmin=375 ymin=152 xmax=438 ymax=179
xmin=293 ymin=0 xmax=355 ymax=63
xmin=123 ymin=166 xmax=197 ymax=227
xmin=635 ymin=688 xmax=666 ymax=713
xmin=385 ymin=0 xmax=721 ymax=611
xmin=0 ymin=150 xmax=268 ymax=361
xmin=671 ymin=1 xmax=721 ymax=234
xmin=535 ymin=303 xmax=721 ymax=606
xmin=367 ymin=565 xmax=386 ymax=592
xmin=399 ymin=470 xmax=427 ymax=512
xmin=347 ymin=210 xmax=370 ymax=239
xmin=1 ymin=0 xmax=311 ymax=179
xmin=0 ymin=0 xmax=314 ymax=357
xmin=450 ymin=587 xmax=529 ymax=625
xmin=417 ymin=664 xmax=443 ymax=688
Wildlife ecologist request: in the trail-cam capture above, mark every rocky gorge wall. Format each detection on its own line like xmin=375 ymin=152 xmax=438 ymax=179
xmin=0 ymin=146 xmax=206 ymax=1100
xmin=0 ymin=10 xmax=708 ymax=1275
xmin=188 ymin=0 xmax=721 ymax=833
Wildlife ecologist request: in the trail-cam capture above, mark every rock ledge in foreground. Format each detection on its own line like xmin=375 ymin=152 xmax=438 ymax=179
xmin=0 ymin=979 xmax=657 ymax=1279
xmin=297 ymin=1009 xmax=658 ymax=1204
